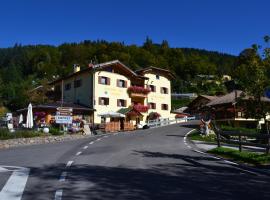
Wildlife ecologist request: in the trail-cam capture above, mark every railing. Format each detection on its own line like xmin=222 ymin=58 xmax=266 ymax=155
xmin=133 ymin=104 xmax=149 ymax=112
xmin=127 ymin=86 xmax=150 ymax=98
xmin=212 ymin=123 xmax=270 ymax=154
xmin=147 ymin=116 xmax=196 ymax=128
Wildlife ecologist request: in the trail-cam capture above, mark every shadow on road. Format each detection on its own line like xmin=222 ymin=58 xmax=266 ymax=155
xmin=22 ymin=152 xmax=270 ymax=200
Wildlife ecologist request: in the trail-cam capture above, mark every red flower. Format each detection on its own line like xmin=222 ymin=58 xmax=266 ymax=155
xmin=127 ymin=86 xmax=150 ymax=95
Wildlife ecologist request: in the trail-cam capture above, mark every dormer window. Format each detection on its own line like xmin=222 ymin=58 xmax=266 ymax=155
xmin=156 ymin=75 xmax=160 ymax=80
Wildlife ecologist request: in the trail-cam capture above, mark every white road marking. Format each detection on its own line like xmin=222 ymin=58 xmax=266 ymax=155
xmin=66 ymin=161 xmax=73 ymax=167
xmin=83 ymin=146 xmax=88 ymax=149
xmin=183 ymin=130 xmax=259 ymax=176
xmin=59 ymin=171 xmax=67 ymax=182
xmin=96 ymin=138 xmax=101 ymax=141
xmin=103 ymin=135 xmax=109 ymax=138
xmin=54 ymin=189 xmax=63 ymax=200
xmin=76 ymin=151 xmax=82 ymax=156
xmin=0 ymin=167 xmax=30 ymax=200
xmin=0 ymin=166 xmax=9 ymax=172
xmin=89 ymin=141 xmax=94 ymax=145
xmin=224 ymin=160 xmax=238 ymax=165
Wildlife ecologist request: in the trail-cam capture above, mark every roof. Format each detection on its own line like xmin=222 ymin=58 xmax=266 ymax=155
xmin=136 ymin=66 xmax=175 ymax=79
xmin=17 ymin=102 xmax=95 ymax=112
xmin=206 ymin=90 xmax=270 ymax=107
xmin=206 ymin=90 xmax=243 ymax=106
xmin=50 ymin=60 xmax=141 ymax=85
xmin=200 ymin=95 xmax=217 ymax=101
xmin=117 ymin=107 xmax=143 ymax=116
xmin=172 ymin=106 xmax=188 ymax=114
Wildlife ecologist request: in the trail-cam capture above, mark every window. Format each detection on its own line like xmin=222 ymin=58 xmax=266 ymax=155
xmin=117 ymin=99 xmax=127 ymax=107
xmin=156 ymin=75 xmax=160 ymax=80
xmin=74 ymin=79 xmax=82 ymax=88
xmin=99 ymin=97 xmax=109 ymax=105
xmin=117 ymin=79 xmax=127 ymax=88
xmin=149 ymin=85 xmax=156 ymax=92
xmin=65 ymin=83 xmax=71 ymax=91
xmin=161 ymin=104 xmax=168 ymax=110
xmin=148 ymin=102 xmax=156 ymax=109
xmin=99 ymin=76 xmax=110 ymax=85
xmin=55 ymin=85 xmax=61 ymax=92
xmin=161 ymin=87 xmax=168 ymax=94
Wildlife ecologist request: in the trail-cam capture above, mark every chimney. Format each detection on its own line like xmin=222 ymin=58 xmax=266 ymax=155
xmin=73 ymin=64 xmax=80 ymax=73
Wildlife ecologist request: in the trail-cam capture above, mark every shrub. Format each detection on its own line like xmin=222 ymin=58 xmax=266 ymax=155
xmin=49 ymin=127 xmax=64 ymax=136
xmin=0 ymin=128 xmax=42 ymax=140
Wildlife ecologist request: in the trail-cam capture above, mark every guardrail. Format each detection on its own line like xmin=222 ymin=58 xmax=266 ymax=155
xmin=147 ymin=116 xmax=196 ymax=128
xmin=212 ymin=123 xmax=270 ymax=154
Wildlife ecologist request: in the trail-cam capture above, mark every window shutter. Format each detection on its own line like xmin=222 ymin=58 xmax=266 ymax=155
xmin=124 ymin=81 xmax=127 ymax=88
xmin=117 ymin=99 xmax=120 ymax=106
xmin=160 ymin=87 xmax=163 ymax=93
xmin=124 ymin=100 xmax=127 ymax=107
xmin=107 ymin=98 xmax=109 ymax=105
xmin=98 ymin=97 xmax=102 ymax=105
xmin=153 ymin=103 xmax=156 ymax=109
xmin=154 ymin=86 xmax=156 ymax=92
xmin=107 ymin=78 xmax=110 ymax=85
xmin=98 ymin=76 xmax=101 ymax=84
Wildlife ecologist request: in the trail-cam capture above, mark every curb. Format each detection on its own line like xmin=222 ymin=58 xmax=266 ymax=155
xmin=184 ymin=129 xmax=270 ymax=176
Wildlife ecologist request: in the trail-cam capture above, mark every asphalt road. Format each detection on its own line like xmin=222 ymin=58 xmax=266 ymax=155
xmin=0 ymin=123 xmax=270 ymax=200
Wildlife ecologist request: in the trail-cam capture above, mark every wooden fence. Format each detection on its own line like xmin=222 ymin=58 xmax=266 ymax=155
xmin=212 ymin=123 xmax=270 ymax=154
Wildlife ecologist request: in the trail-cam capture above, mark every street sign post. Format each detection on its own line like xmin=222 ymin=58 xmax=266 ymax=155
xmin=55 ymin=115 xmax=73 ymax=124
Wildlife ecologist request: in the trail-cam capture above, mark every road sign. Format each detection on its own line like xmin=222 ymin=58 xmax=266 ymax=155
xmin=57 ymin=107 xmax=73 ymax=116
xmin=55 ymin=115 xmax=73 ymax=124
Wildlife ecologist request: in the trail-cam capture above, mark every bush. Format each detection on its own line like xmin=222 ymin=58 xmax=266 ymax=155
xmin=188 ymin=130 xmax=216 ymax=142
xmin=220 ymin=125 xmax=258 ymax=134
xmin=0 ymin=128 xmax=42 ymax=140
xmin=49 ymin=127 xmax=64 ymax=136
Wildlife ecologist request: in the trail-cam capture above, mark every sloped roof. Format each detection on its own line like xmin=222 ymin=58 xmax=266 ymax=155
xmin=136 ymin=66 xmax=175 ymax=79
xmin=207 ymin=90 xmax=243 ymax=106
xmin=200 ymin=95 xmax=217 ymax=101
xmin=17 ymin=102 xmax=95 ymax=112
xmin=50 ymin=60 xmax=141 ymax=84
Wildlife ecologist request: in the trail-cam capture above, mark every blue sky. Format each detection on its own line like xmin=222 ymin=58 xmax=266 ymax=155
xmin=0 ymin=0 xmax=269 ymax=55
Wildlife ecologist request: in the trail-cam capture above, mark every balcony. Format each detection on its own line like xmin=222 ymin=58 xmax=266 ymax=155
xmin=133 ymin=104 xmax=149 ymax=113
xmin=127 ymin=86 xmax=150 ymax=98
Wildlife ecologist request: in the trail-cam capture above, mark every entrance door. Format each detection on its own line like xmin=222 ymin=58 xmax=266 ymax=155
xmin=120 ymin=118 xmax=125 ymax=130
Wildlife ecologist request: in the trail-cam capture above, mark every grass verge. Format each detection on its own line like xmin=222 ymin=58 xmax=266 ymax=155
xmin=188 ymin=130 xmax=216 ymax=143
xmin=208 ymin=147 xmax=270 ymax=165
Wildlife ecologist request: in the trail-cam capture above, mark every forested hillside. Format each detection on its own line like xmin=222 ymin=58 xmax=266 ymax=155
xmin=0 ymin=38 xmax=236 ymax=111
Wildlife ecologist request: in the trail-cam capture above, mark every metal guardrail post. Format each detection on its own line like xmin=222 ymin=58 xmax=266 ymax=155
xmin=238 ymin=134 xmax=242 ymax=152
xmin=216 ymin=130 xmax=221 ymax=148
xmin=266 ymin=136 xmax=270 ymax=154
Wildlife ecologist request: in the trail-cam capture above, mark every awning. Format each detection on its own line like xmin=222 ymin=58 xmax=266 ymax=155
xmin=98 ymin=111 xmax=125 ymax=118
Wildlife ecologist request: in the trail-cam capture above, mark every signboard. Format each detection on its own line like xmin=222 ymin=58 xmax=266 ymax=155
xmin=56 ymin=107 xmax=73 ymax=116
xmin=55 ymin=115 xmax=73 ymax=124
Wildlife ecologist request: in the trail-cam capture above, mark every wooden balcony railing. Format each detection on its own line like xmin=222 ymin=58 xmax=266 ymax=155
xmin=127 ymin=86 xmax=150 ymax=98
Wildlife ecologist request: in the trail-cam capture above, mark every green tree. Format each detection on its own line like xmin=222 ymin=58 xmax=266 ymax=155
xmin=234 ymin=36 xmax=270 ymax=144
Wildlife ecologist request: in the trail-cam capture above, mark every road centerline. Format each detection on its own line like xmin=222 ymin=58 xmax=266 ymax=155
xmin=66 ymin=161 xmax=73 ymax=167
xmin=54 ymin=189 xmax=63 ymax=200
xmin=59 ymin=171 xmax=67 ymax=182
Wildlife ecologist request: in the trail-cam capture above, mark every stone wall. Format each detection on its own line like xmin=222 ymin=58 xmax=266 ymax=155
xmin=0 ymin=134 xmax=93 ymax=149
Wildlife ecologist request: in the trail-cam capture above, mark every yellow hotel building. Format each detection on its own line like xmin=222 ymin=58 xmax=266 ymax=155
xmin=52 ymin=60 xmax=175 ymax=126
